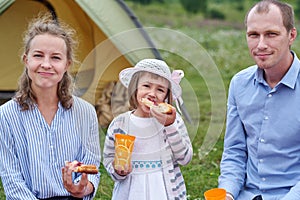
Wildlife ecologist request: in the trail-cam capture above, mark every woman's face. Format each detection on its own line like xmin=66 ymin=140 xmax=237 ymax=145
xmin=24 ymin=33 xmax=70 ymax=93
xmin=134 ymin=73 xmax=169 ymax=117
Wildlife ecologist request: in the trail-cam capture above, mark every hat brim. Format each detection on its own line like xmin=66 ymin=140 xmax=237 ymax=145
xmin=119 ymin=67 xmax=182 ymax=99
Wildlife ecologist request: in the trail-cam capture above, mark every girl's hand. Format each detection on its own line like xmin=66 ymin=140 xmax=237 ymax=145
xmin=150 ymin=106 xmax=176 ymax=126
xmin=113 ymin=161 xmax=132 ymax=176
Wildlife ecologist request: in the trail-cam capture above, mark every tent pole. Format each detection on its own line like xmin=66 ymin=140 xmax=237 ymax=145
xmin=116 ymin=0 xmax=162 ymax=60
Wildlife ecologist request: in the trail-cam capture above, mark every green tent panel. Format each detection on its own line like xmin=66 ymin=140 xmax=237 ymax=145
xmin=0 ymin=0 xmax=14 ymax=14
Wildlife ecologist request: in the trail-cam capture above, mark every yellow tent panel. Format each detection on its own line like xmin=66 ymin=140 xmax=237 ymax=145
xmin=0 ymin=0 xmax=160 ymax=104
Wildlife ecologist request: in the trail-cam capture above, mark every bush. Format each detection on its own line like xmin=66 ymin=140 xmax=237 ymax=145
xmin=128 ymin=0 xmax=152 ymax=4
xmin=180 ymin=0 xmax=207 ymax=14
xmin=208 ymin=8 xmax=225 ymax=20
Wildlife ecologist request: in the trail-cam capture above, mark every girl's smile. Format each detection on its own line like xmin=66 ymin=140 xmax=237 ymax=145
xmin=134 ymin=73 xmax=169 ymax=117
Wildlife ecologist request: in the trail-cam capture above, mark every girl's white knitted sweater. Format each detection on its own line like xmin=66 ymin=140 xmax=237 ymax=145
xmin=103 ymin=111 xmax=193 ymax=200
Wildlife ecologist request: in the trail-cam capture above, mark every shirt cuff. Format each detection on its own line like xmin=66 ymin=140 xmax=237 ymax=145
xmin=164 ymin=122 xmax=178 ymax=135
xmin=226 ymin=192 xmax=234 ymax=200
xmin=218 ymin=181 xmax=240 ymax=199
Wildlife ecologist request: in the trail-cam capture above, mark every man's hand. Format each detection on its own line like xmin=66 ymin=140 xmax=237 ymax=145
xmin=226 ymin=192 xmax=234 ymax=200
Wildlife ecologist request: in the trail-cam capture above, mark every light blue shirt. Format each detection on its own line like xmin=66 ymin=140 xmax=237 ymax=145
xmin=219 ymin=52 xmax=300 ymax=200
xmin=0 ymin=96 xmax=101 ymax=200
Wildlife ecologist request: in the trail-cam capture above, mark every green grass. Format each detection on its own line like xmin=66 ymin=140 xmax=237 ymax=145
xmin=1 ymin=1 xmax=300 ymax=200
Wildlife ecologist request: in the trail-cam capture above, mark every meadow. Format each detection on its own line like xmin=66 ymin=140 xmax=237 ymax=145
xmin=96 ymin=2 xmax=300 ymax=200
xmin=1 ymin=1 xmax=300 ymax=200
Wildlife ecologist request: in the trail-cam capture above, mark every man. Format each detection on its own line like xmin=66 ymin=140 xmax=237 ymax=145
xmin=218 ymin=0 xmax=300 ymax=199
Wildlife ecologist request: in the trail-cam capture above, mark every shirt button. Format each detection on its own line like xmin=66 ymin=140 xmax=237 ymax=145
xmin=262 ymin=177 xmax=266 ymax=181
xmin=264 ymin=116 xmax=269 ymax=120
xmin=268 ymin=94 xmax=272 ymax=98
xmin=260 ymin=138 xmax=265 ymax=143
xmin=259 ymin=159 xmax=264 ymax=163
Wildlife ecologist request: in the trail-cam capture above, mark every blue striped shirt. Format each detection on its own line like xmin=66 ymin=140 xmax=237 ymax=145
xmin=0 ymin=96 xmax=101 ymax=200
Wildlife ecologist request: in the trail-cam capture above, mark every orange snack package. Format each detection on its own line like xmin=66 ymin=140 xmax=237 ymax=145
xmin=114 ymin=134 xmax=136 ymax=170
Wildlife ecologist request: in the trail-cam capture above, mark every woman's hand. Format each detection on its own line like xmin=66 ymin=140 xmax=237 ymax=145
xmin=62 ymin=160 xmax=94 ymax=198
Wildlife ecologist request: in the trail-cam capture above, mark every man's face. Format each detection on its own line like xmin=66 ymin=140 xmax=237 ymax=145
xmin=246 ymin=4 xmax=296 ymax=70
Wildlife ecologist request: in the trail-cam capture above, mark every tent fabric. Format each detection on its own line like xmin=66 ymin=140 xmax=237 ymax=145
xmin=0 ymin=0 xmax=159 ymax=105
xmin=95 ymin=81 xmax=130 ymax=128
xmin=75 ymin=0 xmax=161 ymax=64
xmin=0 ymin=0 xmax=47 ymax=92
xmin=0 ymin=0 xmax=14 ymax=14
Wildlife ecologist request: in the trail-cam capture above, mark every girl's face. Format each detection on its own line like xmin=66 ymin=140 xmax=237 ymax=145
xmin=134 ymin=73 xmax=169 ymax=117
xmin=24 ymin=33 xmax=70 ymax=93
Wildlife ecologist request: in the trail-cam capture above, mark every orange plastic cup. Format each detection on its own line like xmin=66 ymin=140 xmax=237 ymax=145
xmin=204 ymin=188 xmax=226 ymax=200
xmin=114 ymin=134 xmax=136 ymax=170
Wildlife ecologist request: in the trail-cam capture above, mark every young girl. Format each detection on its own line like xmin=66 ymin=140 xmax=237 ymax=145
xmin=103 ymin=58 xmax=193 ymax=200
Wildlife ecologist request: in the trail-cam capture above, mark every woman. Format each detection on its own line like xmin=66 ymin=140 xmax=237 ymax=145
xmin=0 ymin=13 xmax=101 ymax=200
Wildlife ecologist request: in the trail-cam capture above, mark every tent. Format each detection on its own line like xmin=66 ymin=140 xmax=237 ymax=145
xmin=0 ymin=0 xmax=160 ymax=104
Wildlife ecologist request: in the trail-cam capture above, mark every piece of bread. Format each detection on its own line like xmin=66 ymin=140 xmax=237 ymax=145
xmin=156 ymin=102 xmax=173 ymax=114
xmin=141 ymin=98 xmax=172 ymax=114
xmin=74 ymin=164 xmax=98 ymax=174
xmin=141 ymin=98 xmax=155 ymax=108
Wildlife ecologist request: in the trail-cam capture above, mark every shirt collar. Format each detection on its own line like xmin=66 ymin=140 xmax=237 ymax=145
xmin=281 ymin=51 xmax=300 ymax=89
xmin=255 ymin=68 xmax=264 ymax=84
xmin=254 ymin=51 xmax=300 ymax=89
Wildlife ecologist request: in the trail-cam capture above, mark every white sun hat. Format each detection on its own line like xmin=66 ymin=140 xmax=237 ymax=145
xmin=119 ymin=58 xmax=182 ymax=99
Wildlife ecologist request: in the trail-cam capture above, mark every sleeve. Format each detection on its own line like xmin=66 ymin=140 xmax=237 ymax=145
xmin=218 ymin=77 xmax=247 ymax=198
xmin=75 ymin=104 xmax=101 ymax=200
xmin=164 ymin=113 xmax=193 ymax=166
xmin=0 ymin=110 xmax=38 ymax=200
xmin=102 ymin=116 xmax=127 ymax=182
